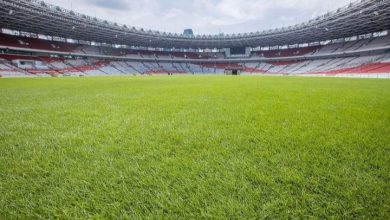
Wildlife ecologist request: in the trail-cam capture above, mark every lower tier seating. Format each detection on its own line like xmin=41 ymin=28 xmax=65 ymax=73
xmin=0 ymin=53 xmax=389 ymax=78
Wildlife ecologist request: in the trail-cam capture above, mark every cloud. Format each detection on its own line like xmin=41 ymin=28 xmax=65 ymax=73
xmin=83 ymin=0 xmax=130 ymax=10
xmin=43 ymin=0 xmax=352 ymax=34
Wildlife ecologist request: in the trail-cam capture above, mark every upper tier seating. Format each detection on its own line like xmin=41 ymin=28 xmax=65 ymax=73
xmin=1 ymin=33 xmax=388 ymax=61
xmin=252 ymin=46 xmax=320 ymax=58
xmin=0 ymin=33 xmax=78 ymax=52
xmin=313 ymin=35 xmax=390 ymax=56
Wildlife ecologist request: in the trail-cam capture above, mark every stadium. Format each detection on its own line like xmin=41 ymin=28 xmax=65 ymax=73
xmin=0 ymin=0 xmax=389 ymax=218
xmin=0 ymin=0 xmax=389 ymax=77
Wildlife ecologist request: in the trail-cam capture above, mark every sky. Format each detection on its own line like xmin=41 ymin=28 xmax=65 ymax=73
xmin=44 ymin=0 xmax=353 ymax=35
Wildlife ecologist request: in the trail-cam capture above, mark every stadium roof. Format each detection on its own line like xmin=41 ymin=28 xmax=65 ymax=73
xmin=0 ymin=0 xmax=389 ymax=49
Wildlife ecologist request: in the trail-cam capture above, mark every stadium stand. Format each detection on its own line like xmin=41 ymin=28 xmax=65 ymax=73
xmin=0 ymin=0 xmax=389 ymax=78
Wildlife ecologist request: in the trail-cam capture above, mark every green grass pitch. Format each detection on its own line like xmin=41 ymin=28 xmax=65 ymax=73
xmin=0 ymin=76 xmax=389 ymax=219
